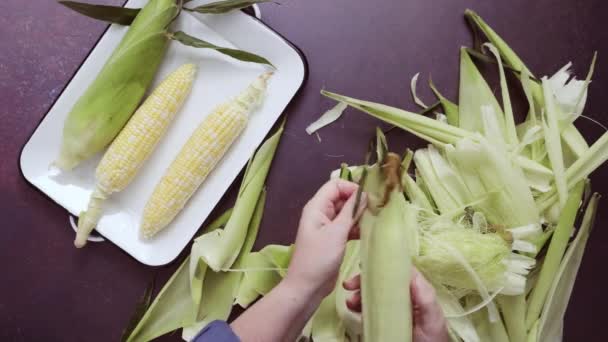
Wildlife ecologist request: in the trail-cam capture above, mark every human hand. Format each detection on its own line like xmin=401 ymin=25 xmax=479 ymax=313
xmin=343 ymin=268 xmax=449 ymax=342
xmin=285 ymin=179 xmax=367 ymax=300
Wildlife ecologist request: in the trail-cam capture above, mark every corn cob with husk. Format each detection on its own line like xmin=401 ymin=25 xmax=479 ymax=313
xmin=54 ymin=0 xmax=179 ymax=170
xmin=359 ymin=152 xmax=416 ymax=342
xmin=74 ymin=63 xmax=197 ymax=248
xmin=140 ymin=72 xmax=272 ymax=238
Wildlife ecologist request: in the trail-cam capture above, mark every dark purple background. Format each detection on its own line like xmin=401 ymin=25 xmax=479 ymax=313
xmin=1 ymin=0 xmax=607 ymax=341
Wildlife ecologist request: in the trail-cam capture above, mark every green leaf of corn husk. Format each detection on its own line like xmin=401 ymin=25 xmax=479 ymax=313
xmin=537 ymin=131 xmax=608 ymax=211
xmin=186 ymin=0 xmax=273 ymax=14
xmin=321 ymin=90 xmax=554 ymax=192
xmin=311 ymin=290 xmax=346 ymax=342
xmin=121 ymin=280 xmax=154 ymax=342
xmin=537 ymin=193 xmax=599 ymax=342
xmin=496 ymin=295 xmax=526 ymax=342
xmin=192 ymin=124 xmax=283 ymax=273
xmin=322 ymin=90 xmax=470 ymax=146
xmin=335 ymin=241 xmax=362 ymax=340
xmin=189 ymin=209 xmax=234 ymax=306
xmin=170 ymin=31 xmax=274 ymax=66
xmin=464 ymin=9 xmax=592 ymax=163
xmin=484 ymin=43 xmax=517 ymax=145
xmin=126 ymin=257 xmax=195 ymax=342
xmin=58 ymin=1 xmax=140 ymax=26
xmin=183 ymin=190 xmax=267 ymax=339
xmin=458 ymin=48 xmax=506 ymax=137
xmin=234 ymin=244 xmax=293 ymax=308
xmin=126 ymin=209 xmax=233 ymax=342
xmin=429 ymin=79 xmax=459 ymax=126
xmin=526 ymin=181 xmax=585 ymax=329
xmin=55 ymin=0 xmax=178 ymax=170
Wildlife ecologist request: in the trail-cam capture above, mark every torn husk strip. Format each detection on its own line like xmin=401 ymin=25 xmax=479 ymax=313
xmin=306 ymin=102 xmax=348 ymax=135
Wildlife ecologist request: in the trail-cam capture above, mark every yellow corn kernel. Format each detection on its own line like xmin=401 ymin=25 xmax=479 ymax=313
xmin=74 ymin=64 xmax=197 ymax=248
xmin=140 ymin=72 xmax=272 ymax=239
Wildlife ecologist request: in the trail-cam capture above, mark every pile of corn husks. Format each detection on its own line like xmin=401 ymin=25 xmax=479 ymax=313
xmin=125 ymin=9 xmax=606 ymax=342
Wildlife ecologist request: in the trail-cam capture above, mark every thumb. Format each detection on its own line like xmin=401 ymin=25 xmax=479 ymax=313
xmin=331 ymin=192 xmax=366 ymax=237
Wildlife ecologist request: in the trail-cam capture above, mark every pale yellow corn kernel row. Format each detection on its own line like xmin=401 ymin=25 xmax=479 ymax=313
xmin=140 ymin=72 xmax=272 ymax=239
xmin=74 ymin=63 xmax=197 ymax=248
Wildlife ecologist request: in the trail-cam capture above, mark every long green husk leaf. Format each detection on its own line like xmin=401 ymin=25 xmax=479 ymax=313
xmin=322 ymin=90 xmax=470 ymax=146
xmin=170 ymin=31 xmax=273 ymax=66
xmin=121 ymin=281 xmax=154 ymax=342
xmin=193 ymin=125 xmax=283 ymax=272
xmin=538 ymin=131 xmax=608 ymax=211
xmin=497 ymin=295 xmax=526 ymax=342
xmin=484 ymin=43 xmax=517 ymax=145
xmin=464 ymin=9 xmax=528 ymax=74
xmin=458 ymin=48 xmax=505 ymax=137
xmin=186 ymin=0 xmax=273 ymax=14
xmin=58 ymin=1 xmax=140 ymax=25
xmin=526 ymin=181 xmax=585 ymax=329
xmin=465 ymin=8 xmax=591 ymax=163
xmin=55 ymin=0 xmax=177 ymax=170
xmin=127 ymin=257 xmax=195 ymax=342
xmin=537 ymin=193 xmax=598 ymax=342
xmin=542 ymin=77 xmax=569 ymax=209
xmin=126 ymin=209 xmax=233 ymax=342
xmin=183 ymin=190 xmax=267 ymax=339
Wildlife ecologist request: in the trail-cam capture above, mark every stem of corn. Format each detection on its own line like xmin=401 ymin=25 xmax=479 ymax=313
xmin=75 ymin=187 xmax=108 ymax=248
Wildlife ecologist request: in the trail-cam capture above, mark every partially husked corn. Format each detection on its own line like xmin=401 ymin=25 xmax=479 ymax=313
xmin=140 ymin=72 xmax=272 ymax=239
xmin=54 ymin=0 xmax=178 ymax=171
xmin=74 ymin=64 xmax=197 ymax=248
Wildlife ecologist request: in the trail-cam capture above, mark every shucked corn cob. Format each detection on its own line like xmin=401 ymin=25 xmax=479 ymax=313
xmin=74 ymin=64 xmax=197 ymax=248
xmin=140 ymin=72 xmax=272 ymax=239
xmin=54 ymin=0 xmax=178 ymax=171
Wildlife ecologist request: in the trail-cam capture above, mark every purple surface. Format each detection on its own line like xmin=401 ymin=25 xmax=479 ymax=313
xmin=1 ymin=0 xmax=608 ymax=340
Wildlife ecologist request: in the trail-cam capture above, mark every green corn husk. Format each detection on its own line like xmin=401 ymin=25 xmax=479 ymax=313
xmin=537 ymin=193 xmax=599 ymax=342
xmin=335 ymin=241 xmax=362 ymax=340
xmin=182 ymin=189 xmax=267 ymax=340
xmin=458 ymin=47 xmax=506 ymax=137
xmin=361 ymin=186 xmax=416 ymax=342
xmin=465 ymin=9 xmax=591 ymax=163
xmin=126 ymin=209 xmax=232 ymax=342
xmin=55 ymin=0 xmax=178 ymax=170
xmin=429 ymin=80 xmax=459 ymax=126
xmin=526 ymin=181 xmax=585 ymax=329
xmin=234 ymin=244 xmax=293 ymax=308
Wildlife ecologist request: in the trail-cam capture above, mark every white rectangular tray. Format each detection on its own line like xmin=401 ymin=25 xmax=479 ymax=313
xmin=20 ymin=0 xmax=306 ymax=266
